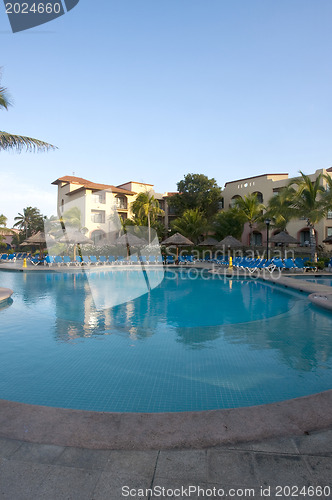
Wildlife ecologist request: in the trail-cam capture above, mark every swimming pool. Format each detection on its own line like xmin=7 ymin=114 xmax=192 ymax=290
xmin=293 ymin=275 xmax=332 ymax=287
xmin=0 ymin=268 xmax=332 ymax=412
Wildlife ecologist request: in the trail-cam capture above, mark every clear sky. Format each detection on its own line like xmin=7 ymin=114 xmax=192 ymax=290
xmin=1 ymin=0 xmax=332 ymax=226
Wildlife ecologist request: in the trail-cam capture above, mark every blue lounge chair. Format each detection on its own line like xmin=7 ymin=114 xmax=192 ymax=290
xmin=139 ymin=255 xmax=148 ymax=264
xmin=7 ymin=254 xmax=16 ymax=262
xmin=99 ymin=256 xmax=108 ymax=265
xmin=54 ymin=256 xmax=64 ymax=266
xmin=117 ymin=256 xmax=126 ymax=265
xmin=82 ymin=256 xmax=90 ymax=265
xmin=156 ymin=255 xmax=164 ymax=264
xmin=108 ymin=256 xmax=116 ymax=264
xmin=178 ymin=256 xmax=186 ymax=264
xmin=89 ymin=256 xmax=100 ymax=265
xmin=148 ymin=255 xmax=155 ymax=264
xmin=44 ymin=255 xmax=55 ymax=266
xmin=166 ymin=255 xmax=175 ymax=264
xmin=30 ymin=257 xmax=45 ymax=266
xmin=129 ymin=255 xmax=138 ymax=264
xmin=63 ymin=256 xmax=73 ymax=266
xmin=283 ymin=258 xmax=297 ymax=271
xmin=75 ymin=256 xmax=83 ymax=265
xmin=272 ymin=258 xmax=286 ymax=270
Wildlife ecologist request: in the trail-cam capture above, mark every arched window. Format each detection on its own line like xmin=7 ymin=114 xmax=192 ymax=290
xmin=229 ymin=195 xmax=242 ymax=208
xmin=253 ymin=191 xmax=263 ymax=203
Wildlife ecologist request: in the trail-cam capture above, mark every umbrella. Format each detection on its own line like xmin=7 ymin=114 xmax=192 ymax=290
xmin=323 ymin=235 xmax=332 ymax=244
xmin=59 ymin=230 xmax=93 ymax=259
xmin=270 ymin=231 xmax=299 ymax=258
xmin=116 ymin=232 xmax=147 ymax=257
xmin=216 ymin=235 xmax=243 ymax=248
xmin=116 ymin=233 xmax=147 ymax=247
xmin=161 ymin=232 xmax=194 ymax=261
xmin=270 ymin=231 xmax=298 ymax=244
xmin=21 ymin=231 xmax=55 ymax=258
xmin=198 ymin=237 xmax=219 ymax=246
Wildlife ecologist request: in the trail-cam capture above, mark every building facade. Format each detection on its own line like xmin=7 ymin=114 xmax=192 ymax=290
xmin=222 ymin=168 xmax=332 ymax=247
xmin=51 ymin=176 xmax=173 ymax=244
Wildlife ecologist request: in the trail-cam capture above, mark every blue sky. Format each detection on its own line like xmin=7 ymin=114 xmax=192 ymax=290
xmin=1 ymin=0 xmax=332 ymax=225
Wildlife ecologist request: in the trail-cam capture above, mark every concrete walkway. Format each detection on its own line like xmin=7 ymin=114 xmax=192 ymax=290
xmin=1 ymin=429 xmax=332 ymax=499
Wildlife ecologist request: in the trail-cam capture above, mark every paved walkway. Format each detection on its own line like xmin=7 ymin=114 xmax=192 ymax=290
xmin=1 ymin=429 xmax=332 ymax=499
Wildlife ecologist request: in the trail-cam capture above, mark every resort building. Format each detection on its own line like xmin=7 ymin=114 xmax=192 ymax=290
xmin=51 ymin=175 xmax=173 ymax=244
xmin=222 ymin=168 xmax=332 ymax=247
xmin=52 ymin=167 xmax=332 ymax=248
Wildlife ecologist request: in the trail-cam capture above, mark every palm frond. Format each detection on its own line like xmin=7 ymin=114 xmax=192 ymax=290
xmin=0 ymin=85 xmax=12 ymax=110
xmin=0 ymin=131 xmax=56 ymax=153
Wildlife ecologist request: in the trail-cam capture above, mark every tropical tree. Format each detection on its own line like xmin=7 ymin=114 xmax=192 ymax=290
xmin=13 ymin=207 xmax=44 ymax=238
xmin=213 ymin=208 xmax=246 ymax=241
xmin=0 ymin=70 xmax=56 ymax=152
xmin=0 ymin=214 xmax=14 ymax=244
xmin=234 ymin=193 xmax=265 ymax=229
xmin=168 ymin=173 xmax=222 ymax=219
xmin=264 ymin=185 xmax=297 ymax=231
xmin=131 ymin=192 xmax=164 ymax=243
xmin=171 ymin=208 xmax=208 ymax=244
xmin=290 ymin=171 xmax=326 ymax=262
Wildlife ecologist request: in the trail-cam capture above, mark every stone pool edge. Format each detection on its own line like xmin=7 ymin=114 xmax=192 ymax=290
xmin=1 ymin=390 xmax=332 ymax=450
xmin=0 ymin=287 xmax=13 ymax=303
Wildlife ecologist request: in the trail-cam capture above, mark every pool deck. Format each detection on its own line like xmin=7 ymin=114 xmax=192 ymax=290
xmin=1 ymin=261 xmax=332 ymax=497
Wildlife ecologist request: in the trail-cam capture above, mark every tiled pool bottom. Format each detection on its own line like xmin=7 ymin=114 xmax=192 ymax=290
xmin=0 ymin=270 xmax=332 ymax=412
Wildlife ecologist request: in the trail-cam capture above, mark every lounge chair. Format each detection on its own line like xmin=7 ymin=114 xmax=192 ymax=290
xmin=89 ymin=256 xmax=100 ymax=265
xmin=283 ymin=258 xmax=297 ymax=271
xmin=148 ymin=255 xmax=155 ymax=264
xmin=156 ymin=255 xmax=164 ymax=265
xmin=54 ymin=256 xmax=64 ymax=266
xmin=166 ymin=255 xmax=175 ymax=264
xmin=75 ymin=256 xmax=83 ymax=265
xmin=129 ymin=255 xmax=138 ymax=264
xmin=139 ymin=255 xmax=148 ymax=265
xmin=82 ymin=256 xmax=90 ymax=265
xmin=178 ymin=256 xmax=186 ymax=264
xmin=30 ymin=257 xmax=45 ymax=266
xmin=63 ymin=256 xmax=73 ymax=267
xmin=99 ymin=256 xmax=108 ymax=265
xmin=108 ymin=256 xmax=116 ymax=265
xmin=272 ymin=258 xmax=286 ymax=270
xmin=117 ymin=256 xmax=126 ymax=265
xmin=7 ymin=254 xmax=16 ymax=262
xmin=44 ymin=255 xmax=55 ymax=266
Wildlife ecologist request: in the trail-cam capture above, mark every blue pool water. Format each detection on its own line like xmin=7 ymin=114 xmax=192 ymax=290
xmin=293 ymin=275 xmax=332 ymax=287
xmin=0 ymin=268 xmax=332 ymax=412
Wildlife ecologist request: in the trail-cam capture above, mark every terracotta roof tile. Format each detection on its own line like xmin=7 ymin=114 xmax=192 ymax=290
xmin=52 ymin=176 xmax=135 ymax=195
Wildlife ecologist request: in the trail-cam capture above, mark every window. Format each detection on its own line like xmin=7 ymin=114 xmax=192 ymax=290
xmin=115 ymin=196 xmax=127 ymax=209
xmin=229 ymin=195 xmax=242 ymax=208
xmin=300 ymin=230 xmax=310 ymax=246
xmin=91 ymin=210 xmax=105 ymax=223
xmin=327 ymin=227 xmax=332 ymax=237
xmin=253 ymin=191 xmax=263 ymax=203
xmin=92 ymin=192 xmax=105 ymax=204
xmin=250 ymin=232 xmax=262 ymax=246
xmin=327 ymin=210 xmax=332 ymax=219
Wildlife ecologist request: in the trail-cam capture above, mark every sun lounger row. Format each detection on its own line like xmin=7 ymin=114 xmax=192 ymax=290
xmin=0 ymin=252 xmax=30 ymax=262
xmin=41 ymin=255 xmax=165 ymax=267
xmin=231 ymin=257 xmax=317 ymax=272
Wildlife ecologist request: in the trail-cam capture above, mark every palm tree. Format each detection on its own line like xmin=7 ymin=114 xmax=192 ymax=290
xmin=131 ymin=192 xmax=164 ymax=243
xmin=0 ymin=213 xmax=14 ymax=243
xmin=265 ymin=185 xmax=297 ymax=231
xmin=171 ymin=208 xmax=208 ymax=244
xmin=13 ymin=207 xmax=44 ymax=238
xmin=234 ymin=193 xmax=265 ymax=230
xmin=0 ymin=70 xmax=56 ymax=152
xmin=291 ymin=171 xmax=326 ymax=262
